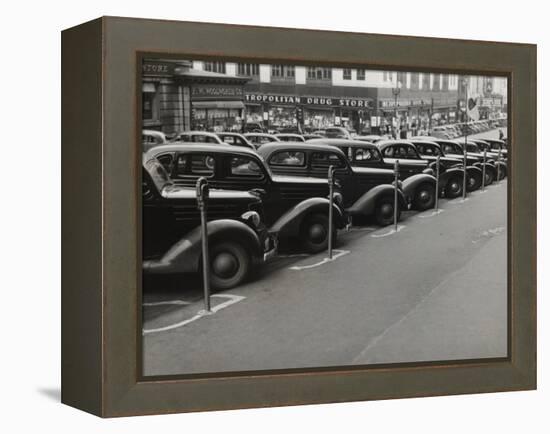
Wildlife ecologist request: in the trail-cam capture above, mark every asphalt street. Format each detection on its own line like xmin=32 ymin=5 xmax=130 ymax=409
xmin=142 ymin=128 xmax=508 ymax=376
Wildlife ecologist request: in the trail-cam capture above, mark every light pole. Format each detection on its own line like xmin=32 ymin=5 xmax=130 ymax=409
xmin=392 ymin=80 xmax=402 ymax=139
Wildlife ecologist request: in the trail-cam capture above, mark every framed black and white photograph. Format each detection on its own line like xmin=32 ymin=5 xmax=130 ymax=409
xmin=61 ymin=17 xmax=536 ymax=417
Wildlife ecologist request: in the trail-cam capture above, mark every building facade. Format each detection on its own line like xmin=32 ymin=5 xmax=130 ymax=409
xmin=142 ymin=59 xmax=506 ymax=135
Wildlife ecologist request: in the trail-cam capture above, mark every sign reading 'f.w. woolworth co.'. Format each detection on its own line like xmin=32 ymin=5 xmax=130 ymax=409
xmin=192 ymin=85 xmax=245 ymax=99
xmin=245 ymin=93 xmax=374 ymax=108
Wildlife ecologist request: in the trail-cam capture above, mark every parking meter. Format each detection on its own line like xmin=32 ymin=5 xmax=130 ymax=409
xmin=482 ymin=149 xmax=487 ymax=190
xmin=435 ymin=155 xmax=440 ymax=211
xmin=394 ymin=160 xmax=399 ymax=231
xmin=328 ymin=165 xmax=335 ymax=260
xmin=196 ymin=177 xmax=211 ymax=312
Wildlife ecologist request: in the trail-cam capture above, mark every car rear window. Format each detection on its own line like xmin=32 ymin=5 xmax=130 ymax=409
xmin=269 ymin=151 xmax=306 ymax=167
xmin=174 ymin=153 xmax=215 ymax=177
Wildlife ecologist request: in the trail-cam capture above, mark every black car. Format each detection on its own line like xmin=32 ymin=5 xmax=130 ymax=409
xmin=142 ymin=157 xmax=276 ymax=289
xmin=409 ymin=139 xmax=484 ymax=196
xmin=457 ymin=139 xmax=507 ymax=180
xmin=257 ymin=142 xmax=417 ymax=225
xmin=413 ymin=137 xmax=499 ymax=185
xmin=305 ymin=139 xmax=438 ymax=210
xmin=145 ymin=144 xmax=347 ymax=253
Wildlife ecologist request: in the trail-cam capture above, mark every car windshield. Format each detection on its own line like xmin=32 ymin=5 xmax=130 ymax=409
xmin=145 ymin=159 xmax=173 ymax=192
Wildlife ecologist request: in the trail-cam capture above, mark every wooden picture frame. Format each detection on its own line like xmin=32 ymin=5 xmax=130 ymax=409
xmin=61 ymin=16 xmax=536 ymax=417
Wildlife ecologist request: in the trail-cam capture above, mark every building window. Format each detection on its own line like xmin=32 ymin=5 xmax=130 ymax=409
xmin=442 ymin=75 xmax=449 ymax=91
xmin=410 ymin=73 xmax=419 ymax=89
xmin=422 ymin=73 xmax=430 ymax=89
xmin=343 ymin=69 xmax=352 ymax=80
xmin=237 ymin=63 xmax=259 ymax=77
xmin=307 ymin=67 xmax=332 ymax=80
xmin=383 ymin=71 xmax=393 ymax=82
xmin=356 ymin=69 xmax=365 ymax=80
xmin=271 ymin=65 xmax=295 ymax=80
xmin=397 ymin=72 xmax=406 ymax=86
xmin=204 ymin=61 xmax=226 ymax=74
xmin=433 ymin=74 xmax=440 ymax=91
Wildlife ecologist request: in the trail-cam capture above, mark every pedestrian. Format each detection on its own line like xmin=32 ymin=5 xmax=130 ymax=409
xmin=499 ymin=128 xmax=504 ymax=140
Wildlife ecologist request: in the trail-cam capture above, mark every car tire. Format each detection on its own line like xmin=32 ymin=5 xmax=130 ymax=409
xmin=467 ymin=171 xmax=483 ymax=192
xmin=412 ymin=183 xmax=435 ymax=211
xmin=208 ymin=241 xmax=251 ymax=290
xmin=299 ymin=213 xmax=334 ymax=254
xmin=445 ymin=176 xmax=463 ymax=199
xmin=484 ymin=167 xmax=495 ymax=185
xmin=375 ymin=195 xmax=400 ymax=226
xmin=496 ymin=165 xmax=507 ymax=180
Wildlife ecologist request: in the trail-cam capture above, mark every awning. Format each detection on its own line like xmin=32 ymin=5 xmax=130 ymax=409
xmin=192 ymin=101 xmax=245 ymax=110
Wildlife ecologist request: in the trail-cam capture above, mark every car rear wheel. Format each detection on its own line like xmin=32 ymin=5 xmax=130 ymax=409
xmin=375 ymin=195 xmax=400 ymax=226
xmin=299 ymin=213 xmax=334 ymax=253
xmin=484 ymin=167 xmax=495 ymax=185
xmin=208 ymin=241 xmax=251 ymax=290
xmin=496 ymin=165 xmax=507 ymax=180
xmin=413 ymin=183 xmax=435 ymax=211
xmin=445 ymin=176 xmax=463 ymax=198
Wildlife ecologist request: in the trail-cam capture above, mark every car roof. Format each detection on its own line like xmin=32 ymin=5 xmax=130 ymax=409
xmin=306 ymin=138 xmax=378 ymax=149
xmin=144 ymin=143 xmax=259 ymax=159
xmin=217 ymin=132 xmax=244 ymax=137
xmin=275 ymin=133 xmax=303 ymax=137
xmin=408 ymin=139 xmax=441 ymax=147
xmin=256 ymin=141 xmax=346 ymax=158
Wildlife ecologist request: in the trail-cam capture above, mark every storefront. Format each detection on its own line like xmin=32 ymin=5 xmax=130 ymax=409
xmin=244 ymin=93 xmax=374 ymax=133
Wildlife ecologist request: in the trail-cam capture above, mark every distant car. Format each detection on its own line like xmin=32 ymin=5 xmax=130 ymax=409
xmin=482 ymin=138 xmax=508 ymax=159
xmin=142 ymin=129 xmax=167 ymax=152
xmin=410 ymin=139 xmax=484 ymax=196
xmin=355 ymin=134 xmax=384 ymax=143
xmin=173 ymin=131 xmax=225 ymax=144
xmin=275 ymin=133 xmax=306 ymax=142
xmin=302 ymin=134 xmax=325 ymax=140
xmin=324 ymin=127 xmax=356 ymax=139
xmin=142 ymin=156 xmax=276 ymax=289
xmin=413 ymin=137 xmax=499 ymax=185
xmin=460 ymin=139 xmax=507 ymax=180
xmin=373 ymin=140 xmax=436 ymax=179
xmin=144 ymin=144 xmax=347 ymax=253
xmin=258 ymin=141 xmax=415 ymax=225
xmin=244 ymin=133 xmax=281 ymax=148
xmin=243 ymin=122 xmax=265 ymax=133
xmin=216 ymin=132 xmax=256 ymax=150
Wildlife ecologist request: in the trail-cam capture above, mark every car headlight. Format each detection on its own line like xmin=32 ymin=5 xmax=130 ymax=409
xmin=241 ymin=211 xmax=261 ymax=228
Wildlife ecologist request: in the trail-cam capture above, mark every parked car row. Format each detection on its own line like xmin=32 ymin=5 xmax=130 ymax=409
xmin=431 ymin=119 xmax=505 ymax=140
xmin=142 ymin=130 xmax=507 ymax=291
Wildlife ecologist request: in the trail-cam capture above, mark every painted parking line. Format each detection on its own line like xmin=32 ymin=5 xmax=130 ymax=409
xmin=418 ymin=209 xmax=444 ymax=219
xmin=289 ymin=249 xmax=350 ymax=271
xmin=143 ymin=300 xmax=191 ymax=307
xmin=370 ymin=225 xmax=405 ymax=238
xmin=143 ymin=294 xmax=245 ymax=335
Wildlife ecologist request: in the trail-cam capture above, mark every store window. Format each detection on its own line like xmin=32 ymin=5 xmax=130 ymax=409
xmin=237 ymin=63 xmax=259 ymax=77
xmin=343 ymin=69 xmax=352 ymax=80
xmin=203 ymin=61 xmax=226 ymax=74
xmin=356 ymin=69 xmax=365 ymax=80
xmin=307 ymin=67 xmax=332 ymax=81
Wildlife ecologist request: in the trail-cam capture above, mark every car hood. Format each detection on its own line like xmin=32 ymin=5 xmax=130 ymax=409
xmin=272 ymin=174 xmax=328 ymax=185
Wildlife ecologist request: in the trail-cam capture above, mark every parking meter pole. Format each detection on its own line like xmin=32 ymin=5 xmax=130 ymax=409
xmin=394 ymin=160 xmax=399 ymax=232
xmin=196 ymin=177 xmax=211 ymax=313
xmin=462 ymin=147 xmax=467 ymax=201
xmin=327 ymin=165 xmax=334 ymax=260
xmin=481 ymin=149 xmax=487 ymax=191
xmin=496 ymin=149 xmax=501 ymax=183
xmin=435 ymin=155 xmax=440 ymax=211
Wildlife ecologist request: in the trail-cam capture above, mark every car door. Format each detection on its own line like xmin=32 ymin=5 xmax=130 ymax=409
xmin=309 ymin=150 xmax=355 ymax=201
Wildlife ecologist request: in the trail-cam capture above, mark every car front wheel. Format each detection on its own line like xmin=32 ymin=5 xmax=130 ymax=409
xmin=208 ymin=241 xmax=251 ymax=290
xmin=299 ymin=213 xmax=334 ymax=253
xmin=375 ymin=195 xmax=400 ymax=226
xmin=413 ymin=183 xmax=435 ymax=211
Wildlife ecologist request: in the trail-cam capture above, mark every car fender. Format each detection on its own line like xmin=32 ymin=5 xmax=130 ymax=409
xmin=142 ymin=219 xmax=262 ymax=275
xmin=465 ymin=165 xmax=483 ymax=178
xmin=401 ymin=173 xmax=437 ymax=199
xmin=269 ymin=197 xmax=346 ymax=238
xmin=437 ymin=166 xmax=464 ymax=191
xmin=346 ymin=184 xmax=407 ymax=217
